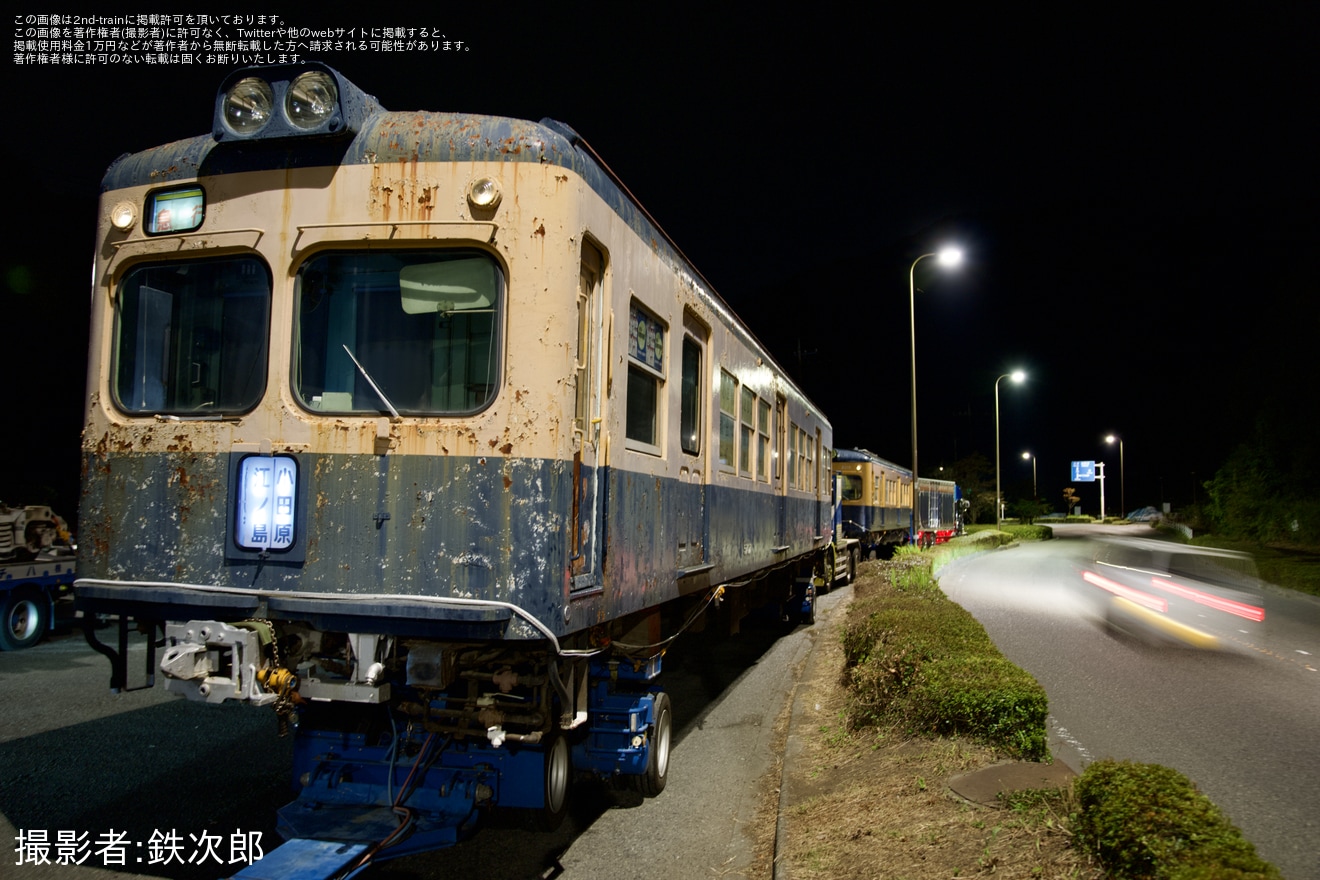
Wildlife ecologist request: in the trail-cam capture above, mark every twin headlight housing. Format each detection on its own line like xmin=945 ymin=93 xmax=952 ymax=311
xmin=214 ymin=64 xmax=378 ymax=142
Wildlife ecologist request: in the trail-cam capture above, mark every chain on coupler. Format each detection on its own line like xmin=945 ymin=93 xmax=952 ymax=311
xmin=256 ymin=667 xmax=299 ymax=737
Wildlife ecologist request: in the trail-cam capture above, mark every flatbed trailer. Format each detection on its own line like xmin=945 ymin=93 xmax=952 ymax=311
xmin=1 ymin=504 xmax=76 ymax=651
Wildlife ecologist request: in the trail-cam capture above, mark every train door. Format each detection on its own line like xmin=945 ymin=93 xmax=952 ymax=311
xmin=815 ymin=428 xmax=825 ymax=536
xmin=774 ymin=393 xmax=788 ymax=548
xmin=676 ymin=312 xmax=708 ymax=569
xmin=571 ymin=242 xmax=606 ymax=591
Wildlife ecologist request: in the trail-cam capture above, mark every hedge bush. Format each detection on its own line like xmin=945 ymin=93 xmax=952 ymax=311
xmin=1072 ymin=760 xmax=1282 ymax=879
xmin=841 ymin=558 xmax=1048 ymax=759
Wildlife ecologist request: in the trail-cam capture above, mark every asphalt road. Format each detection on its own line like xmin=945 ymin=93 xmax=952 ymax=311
xmin=1 ymin=587 xmax=849 ymax=880
xmin=937 ymin=524 xmax=1320 ymax=880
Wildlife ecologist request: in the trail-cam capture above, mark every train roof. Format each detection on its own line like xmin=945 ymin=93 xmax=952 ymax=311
xmin=833 ymin=448 xmax=959 ymax=490
xmin=834 ymin=448 xmax=909 ymax=473
xmin=100 ymin=64 xmax=828 ymax=430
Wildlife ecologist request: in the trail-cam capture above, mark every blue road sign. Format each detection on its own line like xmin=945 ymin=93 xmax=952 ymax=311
xmin=1071 ymin=460 xmax=1096 ymax=482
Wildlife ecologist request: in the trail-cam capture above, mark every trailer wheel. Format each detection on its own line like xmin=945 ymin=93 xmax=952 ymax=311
xmin=820 ymin=544 xmax=836 ymax=595
xmin=635 ymin=691 xmax=672 ymax=797
xmin=533 ymin=733 xmax=571 ymax=831
xmin=0 ymin=588 xmax=48 ymax=651
xmin=845 ymin=548 xmax=858 ymax=584
xmin=801 ymin=585 xmax=816 ymax=625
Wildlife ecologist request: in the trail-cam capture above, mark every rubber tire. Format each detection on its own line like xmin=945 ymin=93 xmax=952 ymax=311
xmin=536 ymin=733 xmax=572 ymax=831
xmin=845 ymin=549 xmax=857 ymax=584
xmin=635 ymin=691 xmax=672 ymax=797
xmin=0 ymin=589 xmax=48 ymax=651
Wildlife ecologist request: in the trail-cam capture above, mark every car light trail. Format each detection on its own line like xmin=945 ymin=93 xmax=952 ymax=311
xmin=1149 ymin=577 xmax=1265 ymax=622
xmin=1083 ymin=570 xmax=1168 ymax=613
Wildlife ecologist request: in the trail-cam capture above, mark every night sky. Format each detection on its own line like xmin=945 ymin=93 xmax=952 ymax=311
xmin=4 ymin=9 xmax=1315 ymax=526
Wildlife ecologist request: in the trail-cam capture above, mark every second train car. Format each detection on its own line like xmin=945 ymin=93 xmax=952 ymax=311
xmin=75 ymin=63 xmax=835 ymax=867
xmin=832 ymin=448 xmax=966 ymax=555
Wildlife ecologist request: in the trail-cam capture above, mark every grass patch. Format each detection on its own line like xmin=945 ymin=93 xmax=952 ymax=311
xmin=807 ymin=552 xmax=1283 ymax=880
xmin=783 ymin=592 xmax=1100 ymax=880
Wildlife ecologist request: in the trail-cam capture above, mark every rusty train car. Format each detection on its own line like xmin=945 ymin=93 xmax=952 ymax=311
xmin=832 ymin=448 xmax=965 ymax=554
xmin=76 ymin=64 xmax=834 ymax=866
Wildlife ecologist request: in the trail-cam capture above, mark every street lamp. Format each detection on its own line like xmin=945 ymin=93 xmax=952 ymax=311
xmin=1022 ymin=451 xmax=1037 ymax=498
xmin=1106 ymin=434 xmax=1125 ymax=517
xmin=908 ymin=246 xmax=962 ymax=543
xmin=995 ymin=370 xmax=1026 ymax=531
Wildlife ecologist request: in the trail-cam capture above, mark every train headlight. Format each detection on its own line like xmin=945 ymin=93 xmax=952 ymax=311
xmin=222 ymin=77 xmax=275 ymax=135
xmin=110 ymin=201 xmax=137 ymax=232
xmin=285 ymin=71 xmax=338 ymax=130
xmin=214 ymin=64 xmax=380 ymax=143
xmin=468 ymin=177 xmax=502 ymax=210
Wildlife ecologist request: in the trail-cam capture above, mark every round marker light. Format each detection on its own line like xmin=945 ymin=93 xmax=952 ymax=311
xmin=223 ymin=77 xmax=275 ymax=135
xmin=110 ymin=201 xmax=137 ymax=231
xmin=467 ymin=177 xmax=502 ymax=209
xmin=286 ymin=71 xmax=338 ymax=130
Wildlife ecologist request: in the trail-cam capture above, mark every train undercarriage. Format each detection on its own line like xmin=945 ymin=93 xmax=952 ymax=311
xmin=79 ymin=557 xmax=825 ymax=878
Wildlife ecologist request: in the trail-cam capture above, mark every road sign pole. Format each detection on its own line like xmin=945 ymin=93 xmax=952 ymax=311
xmin=1097 ymin=462 xmax=1106 ymax=521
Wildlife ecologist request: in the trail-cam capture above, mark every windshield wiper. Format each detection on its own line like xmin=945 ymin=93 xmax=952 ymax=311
xmin=342 ymin=344 xmax=401 ymax=420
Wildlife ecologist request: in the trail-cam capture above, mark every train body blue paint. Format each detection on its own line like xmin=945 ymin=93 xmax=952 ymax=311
xmin=76 ymin=64 xmax=835 ymax=869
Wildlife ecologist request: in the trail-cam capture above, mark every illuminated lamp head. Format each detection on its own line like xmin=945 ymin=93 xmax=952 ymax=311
xmin=213 ymin=63 xmax=381 ymax=142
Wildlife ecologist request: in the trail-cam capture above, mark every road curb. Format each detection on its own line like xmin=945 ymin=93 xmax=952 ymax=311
xmin=773 ymin=586 xmax=853 ymax=880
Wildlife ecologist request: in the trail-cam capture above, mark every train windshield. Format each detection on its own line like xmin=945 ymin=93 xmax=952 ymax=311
xmin=840 ymin=474 xmax=863 ymax=501
xmin=294 ymin=250 xmax=503 ymax=416
xmin=112 ymin=256 xmax=271 ymax=415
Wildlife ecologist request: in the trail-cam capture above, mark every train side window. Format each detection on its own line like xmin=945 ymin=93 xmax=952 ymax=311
xmin=718 ymin=370 xmax=737 ymax=470
xmin=680 ymin=336 xmax=701 ymax=456
xmin=112 ymin=255 xmax=271 ymax=416
xmin=787 ymin=421 xmax=798 ymax=488
xmin=739 ymin=388 xmax=755 ymax=476
xmin=625 ymin=301 xmax=665 ymax=454
xmin=774 ymin=396 xmax=786 ymax=482
xmin=804 ymin=428 xmax=815 ymax=492
xmin=575 ymin=243 xmax=604 ymax=435
xmin=757 ymin=398 xmax=770 ymax=481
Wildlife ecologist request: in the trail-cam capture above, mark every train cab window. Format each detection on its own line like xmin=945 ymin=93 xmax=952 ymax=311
xmin=719 ymin=370 xmax=737 ymax=470
xmin=112 ymin=255 xmax=271 ymax=415
xmin=625 ymin=302 xmax=665 ymax=453
xmin=293 ymin=249 xmax=502 ymax=416
xmin=841 ymin=474 xmax=863 ymax=501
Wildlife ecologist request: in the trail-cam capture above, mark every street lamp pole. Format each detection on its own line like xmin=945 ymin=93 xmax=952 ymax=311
xmin=908 ymin=247 xmax=962 ymax=543
xmin=995 ymin=370 xmax=1026 ymax=531
xmin=1106 ymin=434 xmax=1125 ymax=516
xmin=1022 ymin=451 xmax=1037 ymax=498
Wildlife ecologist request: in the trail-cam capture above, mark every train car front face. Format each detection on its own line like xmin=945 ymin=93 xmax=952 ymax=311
xmin=78 ymin=65 xmax=595 ymax=669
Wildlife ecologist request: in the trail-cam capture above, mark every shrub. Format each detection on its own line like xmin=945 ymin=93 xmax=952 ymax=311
xmin=903 ymin=655 xmax=1048 ymax=759
xmin=841 ymin=558 xmax=1048 ymax=759
xmin=1072 ymin=760 xmax=1281 ymax=880
xmin=1001 ymin=523 xmax=1053 ymax=541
